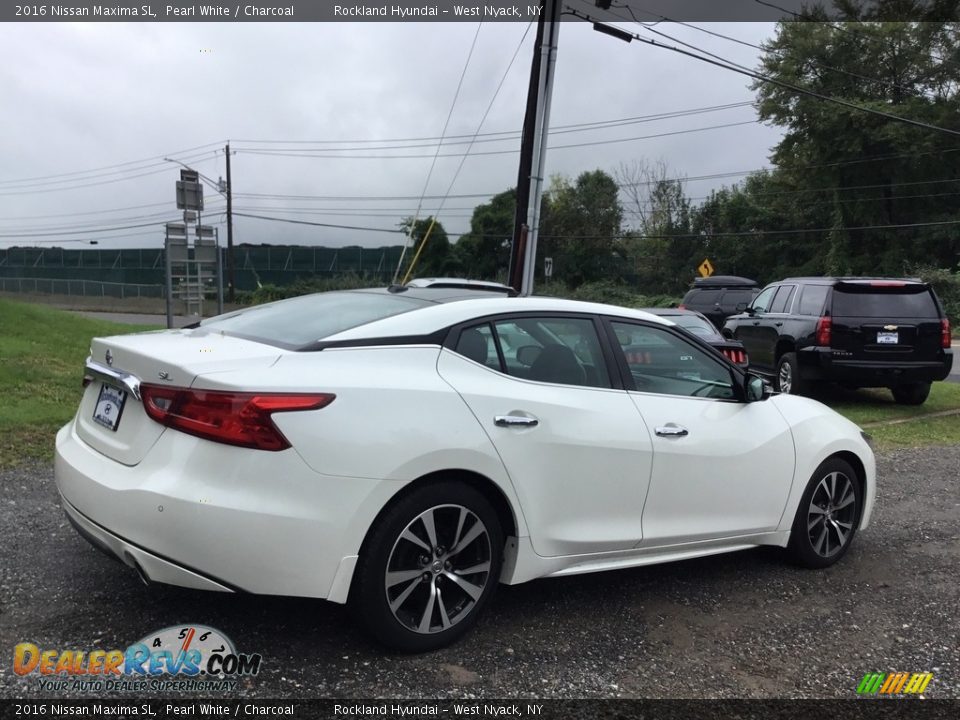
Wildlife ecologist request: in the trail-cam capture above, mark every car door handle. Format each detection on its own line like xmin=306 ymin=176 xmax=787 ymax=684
xmin=495 ymin=415 xmax=539 ymax=428
xmin=655 ymin=424 xmax=689 ymax=437
xmin=752 ymin=320 xmax=760 ymax=325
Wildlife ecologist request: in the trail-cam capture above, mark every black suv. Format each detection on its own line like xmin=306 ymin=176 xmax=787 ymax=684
xmin=722 ymin=277 xmax=953 ymax=404
xmin=679 ymin=276 xmax=759 ymax=329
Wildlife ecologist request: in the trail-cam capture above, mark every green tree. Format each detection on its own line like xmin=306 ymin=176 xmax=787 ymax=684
xmin=397 ymin=216 xmax=451 ymax=280
xmin=538 ymin=169 xmax=625 ymax=286
xmin=754 ymin=10 xmax=960 ymax=273
xmin=454 ymin=189 xmax=516 ymax=280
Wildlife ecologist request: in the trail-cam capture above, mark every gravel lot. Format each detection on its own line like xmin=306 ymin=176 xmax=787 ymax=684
xmin=1 ymin=447 xmax=957 ymax=700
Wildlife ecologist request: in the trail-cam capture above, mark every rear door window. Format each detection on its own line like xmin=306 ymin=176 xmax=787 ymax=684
xmin=722 ymin=289 xmax=755 ymax=310
xmin=797 ymin=285 xmax=829 ymax=316
xmin=492 ymin=317 xmax=611 ymax=389
xmin=687 ymin=289 xmax=720 ymax=307
xmin=769 ymin=285 xmax=796 ymax=314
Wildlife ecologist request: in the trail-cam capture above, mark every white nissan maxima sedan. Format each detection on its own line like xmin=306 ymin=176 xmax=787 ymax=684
xmin=56 ymin=285 xmax=876 ymax=651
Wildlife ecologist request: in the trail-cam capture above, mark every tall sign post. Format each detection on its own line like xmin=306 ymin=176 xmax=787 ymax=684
xmin=168 ymin=170 xmax=204 ymax=328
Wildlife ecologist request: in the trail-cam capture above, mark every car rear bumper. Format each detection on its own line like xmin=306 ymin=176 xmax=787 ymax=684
xmin=55 ymin=420 xmax=400 ymax=602
xmin=798 ymin=348 xmax=953 ymax=385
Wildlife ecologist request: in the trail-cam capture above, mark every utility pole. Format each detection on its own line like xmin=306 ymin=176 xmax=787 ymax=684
xmin=508 ymin=0 xmax=561 ymax=296
xmin=508 ymin=10 xmax=547 ymax=293
xmin=224 ymin=143 xmax=236 ymax=302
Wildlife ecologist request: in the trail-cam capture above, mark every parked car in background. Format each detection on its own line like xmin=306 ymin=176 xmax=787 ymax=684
xmin=641 ymin=308 xmax=749 ymax=368
xmin=56 ymin=287 xmax=876 ymax=651
xmin=679 ymin=276 xmax=759 ymax=329
xmin=722 ymin=277 xmax=953 ymax=404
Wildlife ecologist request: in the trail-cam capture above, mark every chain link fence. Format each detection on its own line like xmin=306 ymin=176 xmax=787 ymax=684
xmin=0 ymin=277 xmax=165 ymax=299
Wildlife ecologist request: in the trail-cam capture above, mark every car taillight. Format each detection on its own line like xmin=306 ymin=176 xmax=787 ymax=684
xmin=677 ymin=304 xmax=686 ymax=310
xmin=722 ymin=348 xmax=748 ymax=365
xmin=944 ymin=318 xmax=952 ymax=349
xmin=816 ymin=316 xmax=832 ymax=346
xmin=140 ymin=385 xmax=335 ymax=451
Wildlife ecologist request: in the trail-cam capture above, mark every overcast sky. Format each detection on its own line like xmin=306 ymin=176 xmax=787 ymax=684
xmin=0 ymin=15 xmax=785 ymax=250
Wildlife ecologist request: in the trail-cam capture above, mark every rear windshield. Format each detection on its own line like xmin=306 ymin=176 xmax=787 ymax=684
xmin=683 ymin=288 xmax=720 ymax=306
xmin=831 ymin=286 xmax=938 ymax=318
xmin=199 ymin=291 xmax=432 ymax=347
xmin=670 ymin=314 xmax=718 ymax=338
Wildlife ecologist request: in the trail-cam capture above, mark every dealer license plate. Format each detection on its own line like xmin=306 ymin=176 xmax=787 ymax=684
xmin=93 ymin=383 xmax=127 ymax=431
xmin=877 ymin=331 xmax=899 ymax=344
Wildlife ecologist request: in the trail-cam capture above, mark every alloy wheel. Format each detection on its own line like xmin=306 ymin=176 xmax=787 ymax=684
xmin=806 ymin=471 xmax=857 ymax=558
xmin=384 ymin=504 xmax=492 ymax=634
xmin=778 ymin=362 xmax=793 ymax=393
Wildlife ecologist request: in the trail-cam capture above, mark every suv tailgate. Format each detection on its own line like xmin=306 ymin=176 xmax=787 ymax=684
xmin=829 ymin=281 xmax=943 ymax=362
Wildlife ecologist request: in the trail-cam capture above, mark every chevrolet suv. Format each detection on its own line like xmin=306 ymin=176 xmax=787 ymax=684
xmin=722 ymin=277 xmax=953 ymax=404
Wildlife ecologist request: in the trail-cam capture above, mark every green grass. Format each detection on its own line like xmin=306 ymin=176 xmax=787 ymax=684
xmin=0 ymin=299 xmax=159 ymax=467
xmin=814 ymin=383 xmax=960 ymax=450
xmin=0 ymin=298 xmax=957 ymax=466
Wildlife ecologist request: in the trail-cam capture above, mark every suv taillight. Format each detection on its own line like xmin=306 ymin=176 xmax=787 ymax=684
xmin=677 ymin=304 xmax=686 ymax=310
xmin=944 ymin=318 xmax=952 ymax=349
xmin=816 ymin=316 xmax=832 ymax=346
xmin=141 ymin=385 xmax=335 ymax=451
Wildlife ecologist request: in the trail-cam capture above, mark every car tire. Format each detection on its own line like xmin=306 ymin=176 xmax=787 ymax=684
xmin=787 ymin=457 xmax=862 ymax=569
xmin=352 ymin=481 xmax=503 ymax=652
xmin=775 ymin=352 xmax=805 ymax=395
xmin=891 ymin=382 xmax=931 ymax=405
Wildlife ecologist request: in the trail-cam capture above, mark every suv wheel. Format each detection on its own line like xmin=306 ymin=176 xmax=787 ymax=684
xmin=891 ymin=382 xmax=931 ymax=406
xmin=775 ymin=352 xmax=805 ymax=395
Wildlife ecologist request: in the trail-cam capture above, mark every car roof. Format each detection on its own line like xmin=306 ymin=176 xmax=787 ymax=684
xmin=323 ymin=294 xmax=673 ymax=342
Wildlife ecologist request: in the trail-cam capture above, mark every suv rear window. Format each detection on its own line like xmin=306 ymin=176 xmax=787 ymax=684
xmin=200 ymin=291 xmax=431 ymax=347
xmin=831 ymin=286 xmax=938 ymax=318
xmin=683 ymin=288 xmax=720 ymax=306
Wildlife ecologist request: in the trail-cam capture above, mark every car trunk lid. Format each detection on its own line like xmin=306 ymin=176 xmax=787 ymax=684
xmin=77 ymin=329 xmax=285 ymax=466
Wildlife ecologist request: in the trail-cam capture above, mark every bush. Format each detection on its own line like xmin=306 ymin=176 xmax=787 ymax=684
xmin=908 ymin=265 xmax=960 ymax=327
xmin=236 ymin=274 xmax=380 ymax=305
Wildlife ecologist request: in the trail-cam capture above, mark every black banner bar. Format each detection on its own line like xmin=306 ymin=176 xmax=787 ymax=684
xmin=2 ymin=1 xmax=957 ymax=23
xmin=2 ymin=699 xmax=960 ymax=720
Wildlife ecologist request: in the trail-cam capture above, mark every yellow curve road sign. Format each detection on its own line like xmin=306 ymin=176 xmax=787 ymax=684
xmin=698 ymin=258 xmax=714 ymax=278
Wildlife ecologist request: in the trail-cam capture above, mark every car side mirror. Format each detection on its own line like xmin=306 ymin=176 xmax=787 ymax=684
xmin=516 ymin=345 xmax=541 ymax=367
xmin=744 ymin=306 xmax=757 ymax=315
xmin=745 ymin=373 xmax=772 ymax=402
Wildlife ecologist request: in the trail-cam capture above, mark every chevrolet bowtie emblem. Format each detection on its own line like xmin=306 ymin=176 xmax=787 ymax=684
xmin=883 ymin=324 xmax=898 ymax=331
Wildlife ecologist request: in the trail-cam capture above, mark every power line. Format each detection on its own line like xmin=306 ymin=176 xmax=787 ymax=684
xmin=0 ymin=204 xmax=227 ymax=233
xmin=611 ymin=8 xmax=936 ymax=98
xmin=237 ymin=120 xmax=761 ymax=160
xmin=752 ymin=0 xmax=960 ymax=70
xmin=0 ymin=142 xmax=225 ymax=187
xmin=0 ymin=151 xmax=222 ymax=196
xmin=571 ymin=9 xmax=960 ymax=138
xmin=0 ymin=149 xmax=221 ymax=192
xmin=232 ymin=212 xmax=404 ymax=234
xmin=234 ymin=101 xmax=756 ymax=152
